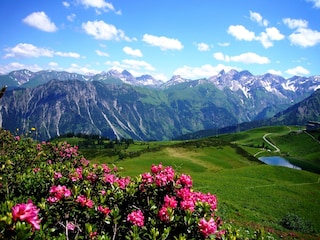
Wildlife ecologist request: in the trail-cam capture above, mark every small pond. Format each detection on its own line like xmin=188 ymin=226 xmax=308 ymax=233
xmin=259 ymin=156 xmax=301 ymax=170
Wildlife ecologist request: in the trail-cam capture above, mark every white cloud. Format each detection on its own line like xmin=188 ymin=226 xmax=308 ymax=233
xmin=230 ymin=52 xmax=270 ymax=64
xmin=285 ymin=66 xmax=310 ymax=76
xmin=82 ymin=20 xmax=131 ymax=41
xmin=227 ymin=25 xmax=256 ymax=41
xmin=228 ymin=24 xmax=284 ymax=48
xmin=196 ymin=42 xmax=210 ymax=51
xmin=22 ymin=11 xmax=58 ymax=32
xmin=0 ymin=62 xmax=42 ymax=74
xmin=96 ymin=50 xmax=109 ymax=57
xmin=267 ymin=69 xmax=282 ymax=76
xmin=307 ymin=0 xmax=320 ymax=8
xmin=173 ymin=64 xmax=238 ymax=79
xmin=213 ymin=52 xmax=227 ymax=61
xmin=55 ymin=51 xmax=80 ymax=58
xmin=67 ymin=13 xmax=76 ymax=22
xmin=48 ymin=62 xmax=59 ymax=67
xmin=4 ymin=43 xmax=53 ymax=58
xmin=105 ymin=59 xmax=155 ymax=72
xmin=218 ymin=42 xmax=230 ymax=47
xmin=123 ymin=46 xmax=143 ymax=57
xmin=288 ymin=27 xmax=320 ymax=47
xmin=122 ymin=59 xmax=155 ymax=71
xmin=214 ymin=52 xmax=270 ymax=64
xmin=249 ymin=11 xmax=268 ymax=26
xmin=4 ymin=43 xmax=81 ymax=59
xmin=142 ymin=34 xmax=183 ymax=51
xmin=283 ymin=18 xmax=308 ymax=29
xmin=258 ymin=27 xmax=285 ymax=48
xmin=283 ymin=18 xmax=320 ymax=47
xmin=78 ymin=0 xmax=115 ymax=11
xmin=66 ymin=63 xmax=101 ymax=75
xmin=62 ymin=1 xmax=70 ymax=7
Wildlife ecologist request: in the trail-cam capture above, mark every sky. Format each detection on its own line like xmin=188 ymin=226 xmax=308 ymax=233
xmin=0 ymin=0 xmax=320 ymax=81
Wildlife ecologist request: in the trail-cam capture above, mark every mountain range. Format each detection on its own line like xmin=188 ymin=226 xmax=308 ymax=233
xmin=0 ymin=69 xmax=319 ymax=140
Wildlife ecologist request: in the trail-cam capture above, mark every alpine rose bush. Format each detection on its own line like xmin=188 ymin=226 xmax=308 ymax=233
xmin=0 ymin=129 xmax=225 ymax=239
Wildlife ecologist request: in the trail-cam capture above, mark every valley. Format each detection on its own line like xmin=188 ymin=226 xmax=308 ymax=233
xmin=54 ymin=125 xmax=320 ymax=239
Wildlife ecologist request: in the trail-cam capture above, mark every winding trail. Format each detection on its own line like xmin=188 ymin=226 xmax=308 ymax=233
xmin=263 ymin=133 xmax=280 ymax=152
xmin=304 ymin=130 xmax=320 ymax=145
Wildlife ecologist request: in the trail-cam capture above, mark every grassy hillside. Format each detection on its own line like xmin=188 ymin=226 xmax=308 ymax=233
xmin=217 ymin=125 xmax=320 ymax=173
xmin=56 ymin=126 xmax=320 ymax=239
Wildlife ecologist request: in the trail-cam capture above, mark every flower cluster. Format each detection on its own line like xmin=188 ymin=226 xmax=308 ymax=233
xmin=0 ymin=130 xmax=225 ymax=239
xmin=127 ymin=210 xmax=145 ymax=227
xmin=58 ymin=142 xmax=79 ymax=159
xmin=199 ymin=217 xmax=218 ymax=238
xmin=47 ymin=185 xmax=72 ymax=203
xmin=12 ymin=200 xmax=41 ymax=230
xmin=76 ymin=195 xmax=94 ymax=208
xmin=97 ymin=206 xmax=111 ymax=216
xmin=138 ymin=163 xmax=223 ymax=237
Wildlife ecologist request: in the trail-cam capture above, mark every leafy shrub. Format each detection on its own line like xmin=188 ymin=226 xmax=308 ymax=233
xmin=0 ymin=129 xmax=225 ymax=239
xmin=280 ymin=213 xmax=316 ymax=234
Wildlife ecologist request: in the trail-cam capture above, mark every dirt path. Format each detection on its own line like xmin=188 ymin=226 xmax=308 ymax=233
xmin=263 ymin=133 xmax=280 ymax=152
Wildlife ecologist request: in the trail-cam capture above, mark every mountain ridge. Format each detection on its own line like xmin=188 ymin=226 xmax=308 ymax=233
xmin=0 ymin=69 xmax=319 ymax=141
xmin=1 ymin=68 xmax=320 ymax=92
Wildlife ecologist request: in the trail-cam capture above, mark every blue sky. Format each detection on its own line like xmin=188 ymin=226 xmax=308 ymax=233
xmin=0 ymin=0 xmax=320 ymax=81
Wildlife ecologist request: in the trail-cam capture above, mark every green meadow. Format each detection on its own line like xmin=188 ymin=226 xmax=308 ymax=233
xmin=59 ymin=126 xmax=320 ymax=239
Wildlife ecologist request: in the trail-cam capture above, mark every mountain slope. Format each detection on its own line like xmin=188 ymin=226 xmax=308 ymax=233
xmin=0 ymin=69 xmax=320 ymax=141
xmin=176 ymin=90 xmax=320 ymax=140
xmin=272 ymin=89 xmax=320 ymax=124
xmin=0 ymin=80 xmax=241 ymax=140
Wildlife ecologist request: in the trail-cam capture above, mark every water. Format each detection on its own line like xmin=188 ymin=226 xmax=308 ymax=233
xmin=259 ymin=156 xmax=301 ymax=170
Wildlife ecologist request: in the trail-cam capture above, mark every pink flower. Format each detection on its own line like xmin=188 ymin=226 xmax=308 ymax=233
xmin=15 ymin=136 xmax=20 ymax=141
xmin=141 ymin=172 xmax=153 ymax=185
xmin=103 ymin=173 xmax=116 ymax=184
xmin=67 ymin=222 xmax=76 ymax=231
xmin=33 ymin=168 xmax=40 ymax=173
xmin=127 ymin=210 xmax=144 ymax=227
xmin=36 ymin=143 xmax=42 ymax=151
xmin=198 ymin=218 xmax=217 ymax=238
xmin=69 ymin=167 xmax=83 ymax=182
xmin=54 ymin=172 xmax=62 ymax=179
xmin=155 ymin=166 xmax=175 ymax=186
xmin=194 ymin=192 xmax=217 ymax=210
xmin=47 ymin=196 xmax=59 ymax=203
xmin=101 ymin=164 xmax=111 ymax=173
xmin=180 ymin=199 xmax=195 ymax=212
xmin=12 ymin=200 xmax=41 ymax=230
xmin=158 ymin=206 xmax=170 ymax=222
xmin=76 ymin=195 xmax=94 ymax=208
xmin=86 ymin=172 xmax=98 ymax=183
xmin=163 ymin=195 xmax=177 ymax=208
xmin=151 ymin=163 xmax=162 ymax=174
xmin=98 ymin=206 xmax=111 ymax=216
xmin=47 ymin=185 xmax=72 ymax=203
xmin=116 ymin=177 xmax=131 ymax=189
xmin=176 ymin=187 xmax=192 ymax=200
xmin=176 ymin=174 xmax=193 ymax=187
xmin=80 ymin=157 xmax=90 ymax=166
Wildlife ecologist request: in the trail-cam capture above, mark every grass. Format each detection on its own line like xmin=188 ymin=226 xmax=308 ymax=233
xmin=62 ymin=125 xmax=320 ymax=238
